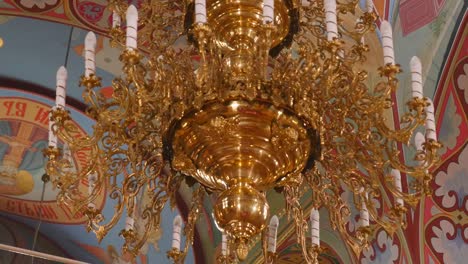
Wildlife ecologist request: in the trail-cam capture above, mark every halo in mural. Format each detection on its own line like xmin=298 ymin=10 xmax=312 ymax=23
xmin=0 ymin=87 xmax=105 ymax=224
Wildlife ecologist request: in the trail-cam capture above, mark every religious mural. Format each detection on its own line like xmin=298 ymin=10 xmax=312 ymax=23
xmin=423 ymin=12 xmax=468 ymax=264
xmin=0 ymin=0 xmax=466 ymax=263
xmin=0 ymin=88 xmax=106 ymax=223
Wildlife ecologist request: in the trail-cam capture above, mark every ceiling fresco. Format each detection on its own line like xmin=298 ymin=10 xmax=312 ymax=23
xmin=0 ymin=0 xmax=466 ymax=264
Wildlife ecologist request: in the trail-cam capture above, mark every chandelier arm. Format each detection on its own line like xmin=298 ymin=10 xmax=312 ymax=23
xmin=336 ymin=24 xmax=364 ymax=42
xmin=126 ymin=65 xmax=148 ymax=101
xmin=44 ymin=146 xmax=106 ymax=215
xmin=383 ymin=174 xmax=426 ymax=208
xmin=373 ymin=100 xmax=427 ymax=145
xmin=108 ymin=0 xmax=128 ymax=18
xmin=261 ymin=227 xmax=270 ymax=264
xmin=318 ymin=178 xmax=370 ymax=260
xmin=361 ymin=188 xmax=399 ymax=236
xmin=297 ymin=2 xmax=327 ymax=44
xmin=383 ymin=141 xmax=439 ymax=179
xmin=109 ymin=27 xmax=126 ymax=49
xmin=123 ymin=160 xmax=175 ymax=257
xmin=79 ymin=140 xmax=136 ymax=242
xmin=108 ymin=80 xmax=136 ymax=123
xmin=141 ymin=1 xmax=186 ymax=52
xmin=123 ymin=192 xmax=169 ymax=258
xmin=177 ymin=186 xmax=205 ymax=263
xmin=283 ymin=182 xmax=315 ymax=264
xmin=336 ymin=0 xmax=359 ymax=13
xmin=336 ymin=12 xmax=376 ymax=43
xmin=87 ymin=186 xmax=125 ymax=243
xmin=49 ymin=109 xmax=101 ymax=148
xmin=80 ymin=77 xmax=104 ymax=110
xmin=343 ymin=45 xmax=365 ymax=66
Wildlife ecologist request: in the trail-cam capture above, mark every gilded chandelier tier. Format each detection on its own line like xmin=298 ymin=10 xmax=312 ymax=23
xmin=44 ymin=0 xmax=441 ymax=263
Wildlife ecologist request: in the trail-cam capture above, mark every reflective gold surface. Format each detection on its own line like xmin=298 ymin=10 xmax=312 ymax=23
xmin=168 ymin=100 xmax=316 ymax=192
xmin=207 ymin=0 xmax=290 ymax=49
xmin=44 ymin=0 xmax=442 ymax=263
xmin=213 ymin=183 xmax=269 ymax=247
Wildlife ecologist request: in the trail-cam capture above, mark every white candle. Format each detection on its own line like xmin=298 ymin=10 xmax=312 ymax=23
xmin=390 ymin=169 xmax=404 ymax=206
xmin=324 ymin=0 xmax=338 ymax=41
xmin=360 ymin=192 xmax=370 ymax=227
xmin=63 ymin=143 xmax=71 ymax=161
xmin=263 ymin=0 xmax=274 ymax=24
xmin=310 ymin=208 xmax=320 ymax=246
xmin=172 ymin=215 xmax=183 ymax=249
xmin=55 ymin=66 xmax=67 ymax=108
xmin=414 ymin=131 xmax=425 ymax=165
xmin=425 ymin=99 xmax=437 ymax=141
xmin=125 ymin=215 xmax=135 ymax=231
xmin=410 ymin=56 xmax=423 ymax=98
xmin=62 ymin=143 xmax=75 ymax=172
xmin=415 ymin=131 xmax=425 ymax=151
xmin=221 ymin=233 xmax=227 ymax=256
xmin=195 ymin=0 xmax=207 ymax=24
xmin=88 ymin=172 xmax=97 ymax=196
xmin=112 ymin=11 xmax=121 ymax=28
xmin=84 ymin=31 xmax=96 ymax=77
xmin=87 ymin=172 xmax=96 ymax=208
xmin=366 ymin=0 xmax=374 ymax=13
xmin=126 ymin=5 xmax=138 ymax=50
xmin=380 ymin=20 xmax=395 ymax=65
xmin=267 ymin=215 xmax=279 ymax=253
xmin=48 ymin=110 xmax=57 ymax=148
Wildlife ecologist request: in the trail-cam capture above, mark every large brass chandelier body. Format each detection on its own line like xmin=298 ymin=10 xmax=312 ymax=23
xmin=44 ymin=0 xmax=441 ymax=263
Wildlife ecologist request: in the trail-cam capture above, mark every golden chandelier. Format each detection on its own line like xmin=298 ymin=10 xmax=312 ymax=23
xmin=44 ymin=0 xmax=441 ymax=263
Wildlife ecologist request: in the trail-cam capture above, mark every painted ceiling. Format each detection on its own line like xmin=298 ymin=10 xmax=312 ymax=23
xmin=0 ymin=0 xmax=466 ymax=264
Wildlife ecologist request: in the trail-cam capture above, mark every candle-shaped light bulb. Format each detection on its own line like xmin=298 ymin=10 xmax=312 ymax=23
xmin=124 ymin=197 xmax=138 ymax=231
xmin=195 ymin=0 xmax=207 ymax=24
xmin=63 ymin=143 xmax=75 ymax=172
xmin=263 ymin=0 xmax=274 ymax=24
xmin=55 ymin=66 xmax=67 ymax=109
xmin=84 ymin=31 xmax=97 ymax=77
xmin=310 ymin=208 xmax=320 ymax=246
xmin=360 ymin=192 xmax=370 ymax=227
xmin=112 ymin=11 xmax=121 ymax=28
xmin=126 ymin=5 xmax=138 ymax=50
xmin=366 ymin=0 xmax=374 ymax=13
xmin=88 ymin=172 xmax=97 ymax=196
xmin=125 ymin=215 xmax=135 ymax=231
xmin=221 ymin=233 xmax=228 ymax=256
xmin=410 ymin=56 xmax=423 ymax=98
xmin=48 ymin=110 xmax=57 ymax=148
xmin=172 ymin=215 xmax=183 ymax=250
xmin=415 ymin=132 xmax=425 ymax=151
xmin=267 ymin=215 xmax=279 ymax=253
xmin=63 ymin=143 xmax=71 ymax=161
xmin=414 ymin=131 xmax=426 ymax=165
xmin=425 ymin=99 xmax=437 ymax=141
xmin=390 ymin=169 xmax=404 ymax=206
xmin=87 ymin=172 xmax=97 ymax=209
xmin=380 ymin=20 xmax=395 ymax=65
xmin=324 ymin=0 xmax=338 ymax=41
